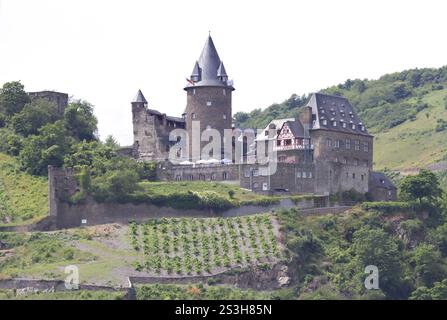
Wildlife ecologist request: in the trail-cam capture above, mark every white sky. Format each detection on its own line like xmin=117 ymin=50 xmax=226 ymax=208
xmin=1 ymin=0 xmax=446 ymax=145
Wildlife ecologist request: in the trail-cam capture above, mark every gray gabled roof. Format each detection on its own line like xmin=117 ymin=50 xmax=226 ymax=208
xmin=185 ymin=35 xmax=234 ymax=90
xmin=282 ymin=120 xmax=306 ymax=138
xmin=369 ymin=172 xmax=396 ymax=190
xmin=307 ymin=92 xmax=371 ymax=136
xmin=132 ymin=89 xmax=147 ymax=104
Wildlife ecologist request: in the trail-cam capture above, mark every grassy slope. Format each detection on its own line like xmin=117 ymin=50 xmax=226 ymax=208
xmin=374 ymin=87 xmax=447 ymax=171
xmin=0 ymin=153 xmax=48 ymax=225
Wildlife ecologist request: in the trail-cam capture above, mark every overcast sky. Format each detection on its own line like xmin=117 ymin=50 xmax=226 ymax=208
xmin=1 ymin=0 xmax=446 ymax=145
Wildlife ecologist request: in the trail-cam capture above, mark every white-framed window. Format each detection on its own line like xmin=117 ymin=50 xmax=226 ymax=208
xmin=334 ymin=140 xmax=340 ymax=148
xmin=308 ymin=172 xmax=313 ymax=179
xmin=342 ymin=122 xmax=347 ymax=128
xmin=326 ymin=138 xmax=332 ymax=147
xmin=302 ymin=172 xmax=307 ymax=178
xmin=206 ymin=101 xmax=212 ymax=106
xmin=193 ymin=89 xmax=196 ymax=95
xmin=332 ymin=121 xmax=337 ymax=127
xmin=352 ymin=124 xmax=356 ymax=130
xmin=192 ymin=113 xmax=196 ymax=119
xmin=297 ymin=171 xmax=301 ymax=178
xmin=345 ymin=139 xmax=351 ymax=149
xmin=322 ymin=119 xmax=327 ymax=126
xmin=223 ymin=114 xmax=227 ymax=120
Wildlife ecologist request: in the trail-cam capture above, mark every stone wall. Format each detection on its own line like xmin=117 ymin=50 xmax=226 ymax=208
xmin=132 ymin=102 xmax=185 ymax=162
xmin=53 ymin=197 xmax=321 ymax=229
xmin=157 ymin=162 xmax=240 ymax=182
xmin=239 ymin=163 xmax=315 ymax=194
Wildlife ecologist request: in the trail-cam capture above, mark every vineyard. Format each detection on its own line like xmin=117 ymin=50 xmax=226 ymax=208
xmin=129 ymin=214 xmax=284 ymax=276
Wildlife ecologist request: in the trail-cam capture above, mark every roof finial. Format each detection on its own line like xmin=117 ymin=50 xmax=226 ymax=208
xmin=208 ymin=30 xmax=211 ymax=37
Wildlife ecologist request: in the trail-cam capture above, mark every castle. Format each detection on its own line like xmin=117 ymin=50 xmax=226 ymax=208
xmin=129 ymin=35 xmax=396 ymax=201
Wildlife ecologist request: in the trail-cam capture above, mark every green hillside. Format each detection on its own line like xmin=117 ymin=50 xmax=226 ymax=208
xmin=0 ymin=153 xmax=48 ymax=225
xmin=234 ymin=66 xmax=447 ymax=174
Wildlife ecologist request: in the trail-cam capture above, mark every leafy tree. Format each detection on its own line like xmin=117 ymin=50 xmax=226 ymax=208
xmin=104 ymin=135 xmax=120 ymax=150
xmin=0 ymin=128 xmax=24 ymax=156
xmin=411 ymin=244 xmax=446 ymax=287
xmin=91 ymin=169 xmax=140 ymax=202
xmin=400 ymin=169 xmax=443 ymax=203
xmin=63 ymin=140 xmax=116 ymax=174
xmin=410 ymin=279 xmax=447 ymax=300
xmin=64 ymin=100 xmax=98 ymax=141
xmin=10 ymin=98 xmax=60 ymax=136
xmin=0 ymin=81 xmax=30 ymax=116
xmin=352 ymin=227 xmax=405 ymax=298
xmin=19 ymin=121 xmax=73 ymax=175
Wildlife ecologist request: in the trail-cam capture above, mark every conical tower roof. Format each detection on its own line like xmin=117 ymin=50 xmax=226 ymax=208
xmin=185 ymin=35 xmax=234 ymax=90
xmin=217 ymin=61 xmax=227 ymax=78
xmin=132 ymin=89 xmax=147 ymax=104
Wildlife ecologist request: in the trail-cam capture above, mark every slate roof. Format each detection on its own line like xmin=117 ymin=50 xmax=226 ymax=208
xmin=369 ymin=172 xmax=396 ymax=190
xmin=132 ymin=89 xmax=147 ymax=104
xmin=282 ymin=120 xmax=307 ymax=138
xmin=185 ymin=35 xmax=234 ymax=90
xmin=307 ymin=93 xmax=371 ymax=136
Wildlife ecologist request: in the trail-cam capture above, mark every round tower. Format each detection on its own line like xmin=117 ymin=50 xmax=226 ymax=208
xmin=184 ymin=35 xmax=234 ymax=161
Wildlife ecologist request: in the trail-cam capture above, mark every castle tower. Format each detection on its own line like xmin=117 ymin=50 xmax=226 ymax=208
xmin=131 ymin=89 xmax=157 ymax=160
xmin=184 ymin=35 xmax=234 ymax=161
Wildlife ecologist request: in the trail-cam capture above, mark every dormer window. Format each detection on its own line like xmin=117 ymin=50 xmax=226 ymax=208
xmin=332 ymin=121 xmax=337 ymax=127
xmin=322 ymin=119 xmax=328 ymax=126
xmin=342 ymin=122 xmax=347 ymax=128
xmin=360 ymin=125 xmax=365 ymax=131
xmin=352 ymin=124 xmax=356 ymax=130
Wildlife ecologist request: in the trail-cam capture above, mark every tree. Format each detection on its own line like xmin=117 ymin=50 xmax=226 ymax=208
xmin=0 ymin=81 xmax=30 ymax=116
xmin=411 ymin=244 xmax=446 ymax=287
xmin=410 ymin=279 xmax=447 ymax=300
xmin=63 ymin=140 xmax=115 ymax=173
xmin=352 ymin=227 xmax=405 ymax=298
xmin=10 ymin=98 xmax=60 ymax=136
xmin=400 ymin=169 xmax=443 ymax=203
xmin=104 ymin=135 xmax=120 ymax=150
xmin=64 ymin=100 xmax=98 ymax=141
xmin=19 ymin=121 xmax=73 ymax=175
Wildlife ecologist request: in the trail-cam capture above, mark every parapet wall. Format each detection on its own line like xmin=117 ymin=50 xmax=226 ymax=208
xmin=54 ymin=197 xmax=320 ymax=229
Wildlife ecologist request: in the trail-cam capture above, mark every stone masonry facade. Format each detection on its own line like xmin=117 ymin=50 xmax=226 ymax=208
xmin=128 ymin=35 xmax=396 ymax=200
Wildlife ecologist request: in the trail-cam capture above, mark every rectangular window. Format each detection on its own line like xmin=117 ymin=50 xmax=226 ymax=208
xmin=297 ymin=171 xmax=301 ymax=178
xmin=354 ymin=140 xmax=360 ymax=151
xmin=345 ymin=139 xmax=351 ymax=149
xmin=302 ymin=172 xmax=307 ymax=178
xmin=363 ymin=141 xmax=369 ymax=152
xmin=326 ymin=138 xmax=332 ymax=147
xmin=308 ymin=172 xmax=313 ymax=179
xmin=334 ymin=140 xmax=340 ymax=148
